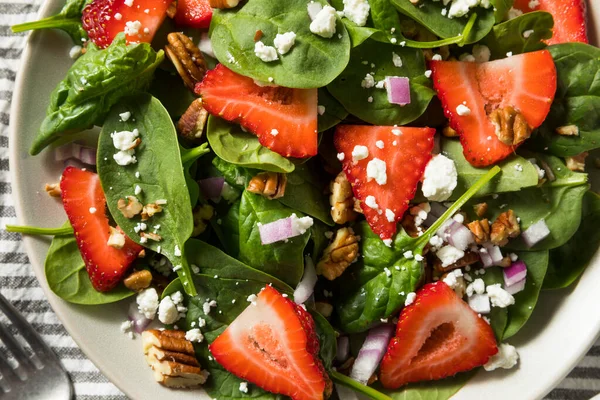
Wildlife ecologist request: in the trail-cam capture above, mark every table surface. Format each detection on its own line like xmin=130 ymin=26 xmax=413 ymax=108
xmin=1 ymin=1 xmax=600 ymax=399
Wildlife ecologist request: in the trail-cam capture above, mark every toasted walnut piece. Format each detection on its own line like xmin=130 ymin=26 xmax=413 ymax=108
xmin=490 ymin=210 xmax=520 ymax=246
xmin=442 ymin=125 xmax=459 ymax=138
xmin=330 ymin=172 xmax=358 ymax=224
xmin=316 ymin=227 xmax=359 ymax=280
xmin=118 ymin=196 xmax=143 ymax=219
xmin=473 ymin=203 xmax=488 ymax=218
xmin=192 ymin=204 xmax=214 ymax=236
xmin=247 ymin=172 xmax=287 ymax=200
xmin=433 ymin=251 xmax=481 ymax=273
xmin=315 ymin=302 xmax=333 ymax=318
xmin=209 ymin=0 xmax=239 ymax=8
xmin=141 ymin=203 xmax=163 ymax=221
xmin=353 ymin=198 xmax=363 ymax=214
xmin=107 ymin=226 xmax=126 ymax=249
xmin=138 ymin=249 xmax=146 ymax=258
xmin=467 ymin=219 xmax=491 ymax=244
xmin=566 ymin=152 xmax=588 ymax=172
xmin=497 ymin=256 xmax=512 ymax=268
xmin=141 ymin=231 xmax=163 ymax=242
xmin=177 ymin=99 xmax=209 ymax=143
xmin=489 ymin=106 xmax=532 ymax=146
xmin=44 ymin=183 xmax=61 ymax=197
xmin=165 ymin=33 xmax=208 ymax=90
xmin=123 ymin=269 xmax=153 ymax=291
xmin=166 ymin=0 xmax=177 ymax=18
xmin=556 ymin=125 xmax=579 ymax=136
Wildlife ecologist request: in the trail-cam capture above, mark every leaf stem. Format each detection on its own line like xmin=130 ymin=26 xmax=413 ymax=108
xmin=180 ymin=143 xmax=210 ymax=166
xmin=459 ymin=13 xmax=478 ymax=46
xmin=330 ymin=370 xmax=393 ymax=400
xmin=5 ymin=224 xmax=74 ymax=236
xmin=403 ymin=13 xmax=477 ymax=49
xmin=11 ymin=17 xmax=75 ymax=33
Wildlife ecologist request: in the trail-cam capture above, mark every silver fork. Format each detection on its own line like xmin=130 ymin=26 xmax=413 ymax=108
xmin=0 ymin=292 xmax=72 ymax=399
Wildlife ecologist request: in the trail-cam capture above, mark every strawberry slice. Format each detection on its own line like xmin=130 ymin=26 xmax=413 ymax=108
xmin=431 ymin=50 xmax=556 ymax=167
xmin=60 ymin=167 xmax=143 ymax=292
xmin=174 ymin=0 xmax=212 ymax=28
xmin=82 ymin=0 xmax=172 ymax=49
xmin=333 ymin=125 xmax=435 ymax=240
xmin=380 ymin=282 xmax=498 ymax=388
xmin=209 ymin=285 xmax=331 ymax=400
xmin=196 ymin=64 xmax=318 ymax=158
xmin=513 ymin=0 xmax=587 ymax=45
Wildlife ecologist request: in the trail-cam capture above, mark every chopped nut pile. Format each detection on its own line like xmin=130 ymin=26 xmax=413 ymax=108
xmin=329 ymin=171 xmax=358 ymax=224
xmin=489 ymin=106 xmax=531 ymax=146
xmin=246 ymin=171 xmax=287 ymax=199
xmin=316 ymin=227 xmax=359 ymax=280
xmin=165 ymin=32 xmax=208 ymax=90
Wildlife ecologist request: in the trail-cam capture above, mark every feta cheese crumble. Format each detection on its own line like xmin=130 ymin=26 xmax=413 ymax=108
xmin=472 ymin=44 xmax=491 ymax=63
xmin=342 ymin=0 xmax=370 ymax=26
xmin=366 ymin=158 xmax=387 ymax=185
xmin=361 ymin=73 xmax=375 ymax=88
xmin=158 ymin=295 xmax=179 ymax=324
xmin=69 ymin=45 xmax=82 ymax=59
xmin=124 ymin=20 xmax=142 ymax=37
xmin=185 ymin=328 xmax=204 ymax=343
xmin=119 ymin=111 xmax=131 ymax=122
xmin=392 ymin=52 xmax=403 ymax=67
xmin=448 ymin=0 xmax=492 ymax=19
xmin=486 ymin=284 xmax=515 ymax=308
xmin=404 ymin=292 xmax=416 ymax=306
xmin=456 ymin=104 xmax=471 ymax=116
xmin=310 ymin=5 xmax=337 ymax=38
xmin=273 ymin=32 xmax=297 ymax=55
xmin=254 ymin=41 xmax=279 ymax=62
xmin=484 ymin=343 xmax=519 ymax=371
xmin=421 ymin=154 xmax=458 ymax=201
xmin=351 ymin=145 xmax=369 ymax=161
xmin=239 ymin=382 xmax=249 ymax=394
xmin=290 ymin=214 xmax=314 ymax=235
xmin=436 ymin=245 xmax=465 ymax=268
xmin=136 ymin=288 xmax=159 ymax=319
xmin=365 ymin=195 xmax=379 ymax=210
xmin=385 ymin=209 xmax=395 ymax=222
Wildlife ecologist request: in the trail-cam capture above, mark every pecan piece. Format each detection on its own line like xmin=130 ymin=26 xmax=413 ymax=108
xmin=165 ymin=32 xmax=208 ymax=90
xmin=565 ymin=152 xmax=588 ymax=172
xmin=490 ymin=210 xmax=520 ymax=246
xmin=316 ymin=227 xmax=359 ymax=280
xmin=330 ymin=172 xmax=358 ymax=224
xmin=192 ymin=204 xmax=214 ymax=236
xmin=107 ymin=226 xmax=126 ymax=249
xmin=467 ymin=219 xmax=491 ymax=244
xmin=442 ymin=125 xmax=459 ymax=138
xmin=141 ymin=203 xmax=163 ymax=221
xmin=166 ymin=1 xmax=177 ymax=18
xmin=247 ymin=172 xmax=287 ymax=200
xmin=489 ymin=106 xmax=531 ymax=146
xmin=433 ymin=251 xmax=480 ymax=273
xmin=473 ymin=202 xmax=488 ymax=218
xmin=209 ymin=0 xmax=239 ymax=8
xmin=177 ymin=99 xmax=208 ymax=143
xmin=123 ymin=269 xmax=153 ymax=291
xmin=555 ymin=125 xmax=579 ymax=136
xmin=141 ymin=231 xmax=162 ymax=242
xmin=118 ymin=196 xmax=143 ymax=218
xmin=44 ymin=183 xmax=61 ymax=197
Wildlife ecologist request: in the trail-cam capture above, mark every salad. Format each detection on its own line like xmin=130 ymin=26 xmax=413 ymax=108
xmin=8 ymin=0 xmax=600 ymax=398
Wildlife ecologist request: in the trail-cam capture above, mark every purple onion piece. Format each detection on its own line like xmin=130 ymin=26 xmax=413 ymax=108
xmin=385 ymin=76 xmax=411 ymax=106
xmin=258 ymin=217 xmax=294 ymax=245
xmin=350 ymin=324 xmax=394 ymax=385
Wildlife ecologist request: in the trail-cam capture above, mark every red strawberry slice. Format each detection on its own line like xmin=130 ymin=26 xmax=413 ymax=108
xmin=60 ymin=167 xmax=143 ymax=292
xmin=196 ymin=64 xmax=318 ymax=158
xmin=82 ymin=0 xmax=172 ymax=49
xmin=174 ymin=0 xmax=212 ymax=28
xmin=209 ymin=285 xmax=331 ymax=400
xmin=334 ymin=125 xmax=435 ymax=240
xmin=431 ymin=50 xmax=556 ymax=167
xmin=513 ymin=0 xmax=587 ymax=45
xmin=380 ymin=282 xmax=498 ymax=388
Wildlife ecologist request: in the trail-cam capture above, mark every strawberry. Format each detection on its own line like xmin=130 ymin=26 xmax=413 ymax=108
xmin=60 ymin=167 xmax=143 ymax=292
xmin=380 ymin=282 xmax=498 ymax=389
xmin=196 ymin=64 xmax=318 ymax=158
xmin=431 ymin=50 xmax=556 ymax=167
xmin=209 ymin=285 xmax=331 ymax=400
xmin=333 ymin=125 xmax=435 ymax=240
xmin=513 ymin=0 xmax=587 ymax=45
xmin=174 ymin=0 xmax=212 ymax=28
xmin=82 ymin=0 xmax=172 ymax=49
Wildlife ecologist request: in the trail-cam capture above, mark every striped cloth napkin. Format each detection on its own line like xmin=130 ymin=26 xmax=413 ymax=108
xmin=0 ymin=1 xmax=599 ymax=399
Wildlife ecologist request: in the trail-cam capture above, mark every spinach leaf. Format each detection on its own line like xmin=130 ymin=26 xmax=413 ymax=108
xmin=149 ymin=69 xmax=197 ymax=119
xmin=97 ymin=94 xmax=197 ymax=295
xmin=544 ymin=191 xmax=600 ymax=289
xmin=318 ymin=88 xmax=348 ymax=132
xmin=30 ymin=35 xmax=164 ymax=155
xmin=181 ymin=143 xmax=211 ymax=207
xmin=12 ymin=0 xmax=89 ymax=43
xmin=238 ymin=191 xmax=310 ymax=287
xmin=480 ymin=267 xmax=508 ymax=341
xmin=209 ymin=0 xmax=351 ymax=88
xmin=45 ymin=223 xmax=134 ymax=305
xmin=382 ymin=371 xmax=474 ymax=400
xmin=491 ymin=0 xmax=514 ymax=22
xmin=327 ymin=39 xmax=435 ymax=126
xmin=529 ymin=43 xmax=600 ymax=157
xmin=390 ymin=0 xmax=495 ymax=44
xmin=310 ymin=310 xmax=337 ymax=370
xmin=481 ymin=11 xmax=553 ymax=59
xmin=207 ymin=116 xmax=295 ymax=173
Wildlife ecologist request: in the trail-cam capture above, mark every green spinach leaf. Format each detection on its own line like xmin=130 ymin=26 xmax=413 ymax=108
xmin=318 ymin=88 xmax=348 ymax=132
xmin=480 ymin=267 xmax=508 ymax=341
xmin=491 ymin=0 xmax=514 ymax=22
xmin=181 ymin=143 xmax=211 ymax=207
xmin=30 ymin=35 xmax=164 ymax=155
xmin=12 ymin=0 xmax=89 ymax=43
xmin=382 ymin=371 xmax=474 ymax=400
xmin=209 ymin=0 xmax=351 ymax=88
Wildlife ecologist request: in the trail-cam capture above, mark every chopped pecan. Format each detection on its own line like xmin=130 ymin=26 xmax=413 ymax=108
xmin=565 ymin=152 xmax=588 ymax=172
xmin=165 ymin=32 xmax=208 ymax=90
xmin=118 ymin=196 xmax=143 ymax=218
xmin=44 ymin=183 xmax=61 ymax=197
xmin=442 ymin=125 xmax=459 ymax=138
xmin=489 ymin=106 xmax=531 ymax=146
xmin=107 ymin=226 xmax=126 ymax=249
xmin=490 ymin=210 xmax=520 ymax=246
xmin=555 ymin=125 xmax=579 ymax=136
xmin=247 ymin=172 xmax=287 ymax=199
xmin=177 ymin=99 xmax=208 ymax=143
xmin=192 ymin=204 xmax=214 ymax=236
xmin=315 ymin=302 xmax=333 ymax=318
xmin=209 ymin=0 xmax=239 ymax=8
xmin=166 ymin=1 xmax=177 ymax=18
xmin=142 ymin=329 xmax=208 ymax=388
xmin=473 ymin=202 xmax=488 ymax=218
xmin=467 ymin=219 xmax=491 ymax=244
xmin=316 ymin=227 xmax=359 ymax=280
xmin=141 ymin=231 xmax=162 ymax=242
xmin=123 ymin=269 xmax=153 ymax=291
xmin=433 ymin=251 xmax=480 ymax=273
xmin=141 ymin=203 xmax=163 ymax=221
xmin=330 ymin=172 xmax=358 ymax=224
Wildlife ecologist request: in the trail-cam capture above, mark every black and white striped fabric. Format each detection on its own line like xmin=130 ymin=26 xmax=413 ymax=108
xmin=0 ymin=1 xmax=599 ymax=399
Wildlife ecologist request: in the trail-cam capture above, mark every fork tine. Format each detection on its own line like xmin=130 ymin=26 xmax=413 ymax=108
xmin=0 ymin=350 xmax=20 ymax=388
xmin=0 ymin=319 xmax=36 ymax=374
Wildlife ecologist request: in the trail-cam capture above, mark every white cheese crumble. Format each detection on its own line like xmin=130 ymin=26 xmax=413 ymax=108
xmin=247 ymin=294 xmax=258 ymax=305
xmin=69 ymin=45 xmax=82 ymax=59
xmin=523 ymin=29 xmax=534 ymax=39
xmin=185 ymin=328 xmax=204 ymax=343
xmin=136 ymin=288 xmax=159 ymax=319
xmin=432 ymin=54 xmax=443 ymax=61
xmin=124 ymin=20 xmax=142 ymax=37
xmin=134 ymin=185 xmax=142 ymax=195
xmin=365 ymin=195 xmax=379 ymax=210
xmin=392 ymin=52 xmax=403 ymax=67
xmin=274 ymin=32 xmax=297 ymax=55
xmin=239 ymin=382 xmax=249 ymax=394
xmin=270 ymin=129 xmax=279 ymax=136
xmin=361 ymin=73 xmax=375 ymax=88
xmin=448 ymin=0 xmax=492 ymax=19
xmin=376 ymin=140 xmax=385 ymax=149
xmin=119 ymin=111 xmax=131 ymax=122
xmin=466 ymin=278 xmax=485 ymax=296
xmin=158 ymin=296 xmax=179 ymax=324
xmin=404 ymin=292 xmax=416 ymax=306
xmin=472 ymin=44 xmax=491 ymax=63
xmin=456 ymin=104 xmax=471 ymax=116
xmin=342 ymin=0 xmax=370 ymax=26
xmin=307 ymin=1 xmax=323 ymax=20
xmin=507 ymin=7 xmax=523 ymax=19
xmin=486 ymin=284 xmax=515 ymax=308
xmin=484 ymin=343 xmax=519 ymax=371
xmin=254 ymin=41 xmax=279 ymax=62
xmin=337 ymin=152 xmax=345 ymax=161
xmin=442 ymin=269 xmax=465 ymax=295
xmin=352 ymin=145 xmax=369 ymax=161
xmin=174 ymin=245 xmax=181 ymax=257
xmin=318 ymin=105 xmax=326 ymax=115
xmin=124 ymin=0 xmax=133 ymax=6
xmin=421 ymin=154 xmax=458 ymax=201
xmin=114 ymin=12 xmax=122 ymax=20
xmin=366 ymin=158 xmax=387 ymax=185
xmin=290 ymin=214 xmax=314 ymax=235
xmin=111 ymin=129 xmax=139 ymax=151
xmin=310 ymin=5 xmax=337 ymax=38
xmin=436 ymin=245 xmax=465 ymax=268
xmin=468 ymin=293 xmax=490 ymax=314
xmin=385 ymin=209 xmax=395 ymax=222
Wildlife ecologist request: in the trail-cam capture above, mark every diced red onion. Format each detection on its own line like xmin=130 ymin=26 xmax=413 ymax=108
xmin=505 ymin=278 xmax=526 ymax=295
xmin=198 ymin=32 xmax=215 ymax=58
xmin=198 ymin=177 xmax=225 ymax=200
xmin=335 ymin=384 xmax=359 ymax=400
xmin=258 ymin=218 xmax=293 ymax=245
xmin=504 ymin=260 xmax=527 ymax=286
xmin=522 ymin=219 xmax=550 ymax=248
xmin=447 ymin=223 xmax=474 ymax=251
xmin=385 ymin=76 xmax=411 ymax=106
xmin=483 ymin=244 xmax=504 ymax=266
xmin=128 ymin=302 xmax=152 ymax=334
xmin=307 ymin=2 xmax=323 ymax=20
xmin=468 ymin=294 xmax=490 ymax=314
xmin=294 ymin=256 xmax=317 ymax=305
xmin=337 ymin=336 xmax=350 ymax=362
xmin=480 ymin=250 xmax=493 ymax=268
xmin=55 ymin=143 xmax=96 ymax=165
xmin=350 ymin=324 xmax=394 ymax=385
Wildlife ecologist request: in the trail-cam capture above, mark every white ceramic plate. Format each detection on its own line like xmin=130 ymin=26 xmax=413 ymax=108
xmin=9 ymin=2 xmax=600 ymax=399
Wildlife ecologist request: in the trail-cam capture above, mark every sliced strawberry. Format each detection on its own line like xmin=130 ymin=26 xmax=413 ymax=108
xmin=82 ymin=0 xmax=172 ymax=49
xmin=380 ymin=282 xmax=498 ymax=388
xmin=431 ymin=50 xmax=556 ymax=167
xmin=513 ymin=0 xmax=587 ymax=45
xmin=196 ymin=64 xmax=318 ymax=158
xmin=174 ymin=0 xmax=212 ymax=28
xmin=209 ymin=285 xmax=331 ymax=400
xmin=334 ymin=125 xmax=435 ymax=240
xmin=60 ymin=167 xmax=142 ymax=292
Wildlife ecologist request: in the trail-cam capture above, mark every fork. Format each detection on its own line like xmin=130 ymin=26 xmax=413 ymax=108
xmin=0 ymin=292 xmax=73 ymax=399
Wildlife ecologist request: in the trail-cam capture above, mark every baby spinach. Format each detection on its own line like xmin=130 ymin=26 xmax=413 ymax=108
xmin=30 ymin=35 xmax=164 ymax=155
xmin=207 ymin=116 xmax=295 ymax=174
xmin=544 ymin=191 xmax=600 ymax=289
xmin=381 ymin=371 xmax=475 ymax=400
xmin=12 ymin=0 xmax=89 ymax=43
xmin=482 ymin=11 xmax=553 ymax=59
xmin=149 ymin=69 xmax=197 ymax=119
xmin=480 ymin=267 xmax=508 ymax=341
xmin=45 ymin=223 xmax=134 ymax=305
xmin=491 ymin=0 xmax=514 ymax=22
xmin=209 ymin=0 xmax=351 ymax=88
xmin=530 ymin=43 xmax=600 ymax=157
xmin=318 ymin=88 xmax=348 ymax=132
xmin=97 ymin=94 xmax=197 ymax=296
xmin=334 ymin=167 xmax=501 ymax=333
xmin=327 ymin=39 xmax=435 ymax=126
xmin=181 ymin=143 xmax=211 ymax=206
